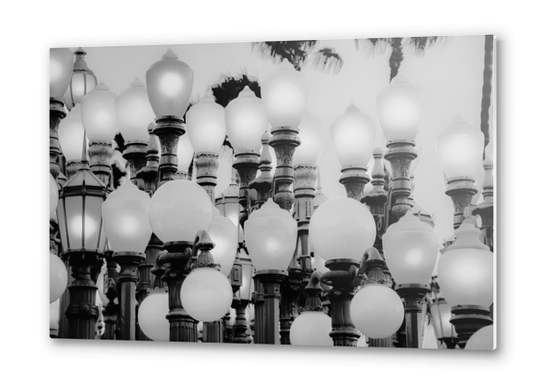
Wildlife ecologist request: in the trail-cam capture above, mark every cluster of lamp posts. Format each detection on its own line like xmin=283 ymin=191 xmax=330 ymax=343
xmin=49 ymin=45 xmax=494 ymax=350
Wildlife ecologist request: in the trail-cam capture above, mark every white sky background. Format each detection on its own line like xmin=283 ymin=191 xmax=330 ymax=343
xmin=82 ymin=35 xmax=491 ymax=246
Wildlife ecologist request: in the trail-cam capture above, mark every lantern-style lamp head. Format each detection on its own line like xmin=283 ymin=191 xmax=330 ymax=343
xmin=102 ymin=180 xmax=153 ymax=254
xmin=330 ymin=104 xmax=376 ymax=168
xmin=146 ymin=49 xmax=194 ymax=119
xmin=64 ymin=48 xmax=97 ymax=110
xmin=208 ymin=208 xmax=238 ymax=276
xmin=186 ymin=92 xmax=226 ymax=154
xmin=50 ymin=48 xmax=74 ymax=101
xmin=176 ymin=131 xmax=195 ymax=174
xmin=244 ymin=198 xmax=297 ymax=271
xmin=293 ymin=112 xmax=326 ymax=166
xmin=225 ymin=86 xmax=268 ymax=154
xmin=58 ymin=104 xmax=86 ymax=162
xmin=116 ymin=77 xmax=154 ymax=144
xmin=437 ymin=218 xmax=494 ymax=308
xmin=309 ymin=197 xmax=376 ymax=261
xmin=238 ymin=249 xmax=255 ymax=302
xmin=149 ymin=180 xmax=213 ymax=244
xmin=138 ymin=291 xmax=169 ymax=341
xmin=262 ymin=60 xmax=309 ymax=128
xmin=81 ymin=82 xmax=118 ymax=142
xmin=216 ymin=174 xmax=240 ymax=227
xmin=376 ymin=75 xmax=425 ymax=142
xmin=382 ymin=211 xmax=439 ymax=286
xmin=436 ymin=115 xmax=484 ymax=181
xmin=430 ymin=298 xmax=457 ymax=343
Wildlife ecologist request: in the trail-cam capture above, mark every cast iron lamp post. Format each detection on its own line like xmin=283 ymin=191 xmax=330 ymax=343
xmin=64 ymin=48 xmax=97 ymax=111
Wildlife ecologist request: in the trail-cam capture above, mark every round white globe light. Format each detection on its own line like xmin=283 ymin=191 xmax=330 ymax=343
xmin=50 ymin=253 xmax=68 ymax=303
xmin=138 ymin=291 xmax=170 ymax=341
xmin=465 ymin=325 xmax=494 ymax=351
xmin=290 ymin=311 xmax=333 ymax=347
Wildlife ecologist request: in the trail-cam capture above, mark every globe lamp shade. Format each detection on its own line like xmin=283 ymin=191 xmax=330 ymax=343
xmin=208 ymin=208 xmax=238 ymax=276
xmin=376 ymin=75 xmax=425 ymax=142
xmin=437 ymin=219 xmax=493 ymax=307
xmin=436 ymin=115 xmax=484 ymax=180
xmin=116 ymin=77 xmax=154 ymax=143
xmin=225 ymin=86 xmax=268 ymax=154
xmin=81 ymin=82 xmax=118 ymax=142
xmin=262 ymin=60 xmax=309 ymax=128
xmin=382 ymin=211 xmax=439 ymax=285
xmin=309 ymin=197 xmax=376 ymax=261
xmin=50 ymin=253 xmax=68 ymax=303
xmin=244 ymin=198 xmax=297 ymax=271
xmin=102 ymin=180 xmax=153 ymax=253
xmin=50 ymin=48 xmax=74 ymax=101
xmin=146 ymin=49 xmax=194 ymax=118
xmin=149 ymin=180 xmax=213 ymax=243
xmin=138 ymin=291 xmax=169 ymax=341
xmin=350 ymin=284 xmax=404 ymax=339
xmin=293 ymin=112 xmax=326 ymax=166
xmin=186 ymin=93 xmax=226 ymax=154
xmin=330 ymin=104 xmax=376 ymax=168
xmin=465 ymin=325 xmax=494 ymax=350
xmin=176 ymin=131 xmax=195 ymax=173
xmin=50 ymin=174 xmax=59 ymax=219
xmin=63 ymin=48 xmax=97 ymax=110
xmin=58 ymin=104 xmax=86 ymax=162
xmin=290 ymin=311 xmax=333 ymax=347
xmin=181 ymin=268 xmax=233 ymax=322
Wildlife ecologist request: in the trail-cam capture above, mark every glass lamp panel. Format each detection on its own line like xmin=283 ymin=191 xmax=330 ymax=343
xmin=208 ymin=209 xmax=238 ymax=276
xmin=83 ymin=194 xmax=106 ymax=252
xmin=262 ymin=60 xmax=309 ymax=128
xmin=146 ymin=49 xmax=194 ymax=118
xmin=102 ymin=181 xmax=152 ymax=253
xmin=309 ymin=197 xmax=376 ymax=261
xmin=186 ymin=93 xmax=226 ymax=154
xmin=293 ymin=112 xmax=326 ymax=166
xmin=81 ymin=82 xmax=118 ymax=142
xmin=244 ymin=199 xmax=297 ymax=271
xmin=116 ymin=78 xmax=154 ymax=143
xmin=436 ymin=115 xmax=484 ymax=180
xmin=223 ymin=199 xmax=240 ymax=228
xmin=430 ymin=299 xmax=455 ymax=340
xmin=225 ymin=86 xmax=268 ymax=154
xmin=239 ymin=257 xmax=254 ymax=301
xmin=64 ymin=195 xmax=85 ymax=250
xmin=330 ymin=104 xmax=376 ymax=168
xmin=376 ymin=75 xmax=425 ymax=142
xmin=50 ymin=48 xmax=74 ymax=100
xmin=58 ymin=104 xmax=86 ymax=161
xmin=149 ymin=180 xmax=213 ymax=243
xmin=176 ymin=133 xmax=195 ymax=173
xmin=290 ymin=312 xmax=333 ymax=347
xmin=382 ymin=211 xmax=439 ymax=285
xmin=138 ymin=292 xmax=169 ymax=341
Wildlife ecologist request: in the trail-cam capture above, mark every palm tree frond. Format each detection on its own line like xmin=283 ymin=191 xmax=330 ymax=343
xmin=251 ymin=41 xmax=318 ymax=70
xmin=310 ymin=47 xmax=344 ymax=74
xmin=402 ymin=36 xmax=447 ymax=57
xmin=355 ymin=38 xmax=391 ymax=57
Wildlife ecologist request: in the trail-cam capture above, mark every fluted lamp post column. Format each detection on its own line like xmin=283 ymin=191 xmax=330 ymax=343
xmin=146 ymin=49 xmax=194 ymax=185
xmin=102 ymin=181 xmax=152 ymax=340
xmin=149 ymin=180 xmax=214 ymax=341
xmin=310 ymin=197 xmax=376 ymax=346
xmin=245 ymin=199 xmax=298 ymax=344
xmin=376 ymin=75 xmax=425 ymax=222
xmin=330 ymin=104 xmax=376 ymax=201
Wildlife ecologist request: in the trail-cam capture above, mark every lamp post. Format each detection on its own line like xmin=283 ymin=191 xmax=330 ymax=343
xmin=330 ymin=104 xmax=376 ymax=201
xmin=64 ymin=48 xmax=97 ymax=111
xmin=473 ymin=155 xmax=494 ymax=251
xmin=231 ymin=249 xmax=254 ymax=344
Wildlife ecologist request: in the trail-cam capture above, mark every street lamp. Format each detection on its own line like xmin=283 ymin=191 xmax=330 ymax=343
xmin=138 ymin=290 xmax=169 ymax=341
xmin=64 ymin=48 xmax=97 ymax=111
xmin=58 ymin=104 xmax=87 ymax=179
xmin=465 ymin=325 xmax=494 ymax=350
xmin=330 ymin=104 xmax=376 ymax=200
xmin=429 ymin=297 xmax=458 ymax=349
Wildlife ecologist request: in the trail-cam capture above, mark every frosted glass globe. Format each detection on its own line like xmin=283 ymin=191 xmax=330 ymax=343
xmin=376 ymin=75 xmax=425 ymax=142
xmin=181 ymin=268 xmax=233 ymax=322
xmin=50 ymin=174 xmax=58 ymax=219
xmin=50 ymin=253 xmax=68 ymax=303
xmin=50 ymin=299 xmax=60 ymax=333
xmin=149 ymin=180 xmax=213 ymax=243
xmin=330 ymin=104 xmax=376 ymax=168
xmin=290 ymin=311 xmax=333 ymax=347
xmin=244 ymin=199 xmax=297 ymax=271
xmin=350 ymin=284 xmax=404 ymax=339
xmin=309 ymin=197 xmax=376 ymax=261
xmin=208 ymin=208 xmax=238 ymax=276
xmin=81 ymin=82 xmax=118 ymax=142
xmin=58 ymin=104 xmax=86 ymax=161
xmin=293 ymin=112 xmax=326 ymax=166
xmin=262 ymin=60 xmax=309 ymax=128
xmin=225 ymin=86 xmax=268 ymax=154
xmin=186 ymin=93 xmax=226 ymax=154
xmin=50 ymin=48 xmax=74 ymax=100
xmin=465 ymin=325 xmax=494 ymax=351
xmin=436 ymin=115 xmax=484 ymax=180
xmin=146 ymin=49 xmax=194 ymax=118
xmin=102 ymin=181 xmax=152 ymax=253
xmin=138 ymin=292 xmax=170 ymax=341
xmin=382 ymin=211 xmax=439 ymax=285
xmin=116 ymin=77 xmax=154 ymax=143
xmin=176 ymin=132 xmax=195 ymax=173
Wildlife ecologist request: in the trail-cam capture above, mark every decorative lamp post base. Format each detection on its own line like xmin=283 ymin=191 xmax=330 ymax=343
xmin=153 ymin=115 xmax=185 ymax=185
xmin=195 ymin=152 xmax=219 ymax=201
xmin=88 ymin=141 xmax=114 ymax=187
xmin=253 ymin=269 xmax=287 ymax=345
xmin=395 ymin=283 xmax=430 ymax=349
xmin=123 ymin=141 xmax=149 ymax=187
xmin=445 ymin=177 xmax=478 ymax=230
xmin=269 ymin=126 xmax=300 ymax=211
xmin=232 ymin=153 xmax=260 ymax=227
xmin=339 ymin=166 xmax=369 ymax=201
xmin=384 ymin=140 xmax=417 ymax=222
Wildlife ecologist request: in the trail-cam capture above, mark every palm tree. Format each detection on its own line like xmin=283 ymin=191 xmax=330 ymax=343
xmin=480 ymin=35 xmax=494 ymax=155
xmin=251 ymin=40 xmax=344 ymax=73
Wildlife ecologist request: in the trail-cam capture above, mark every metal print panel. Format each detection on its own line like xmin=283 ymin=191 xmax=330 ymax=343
xmin=49 ymin=35 xmax=496 ymax=350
